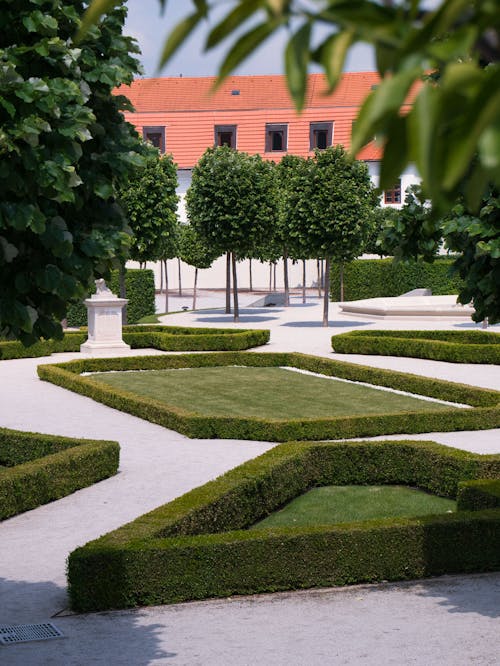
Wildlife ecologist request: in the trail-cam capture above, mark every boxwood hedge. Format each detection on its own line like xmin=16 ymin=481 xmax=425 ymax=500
xmin=67 ymin=439 xmax=500 ymax=611
xmin=37 ymin=352 xmax=500 ymax=442
xmin=330 ymin=258 xmax=464 ymax=301
xmin=332 ymin=330 xmax=500 ymax=364
xmin=0 ymin=326 xmax=269 ymax=360
xmin=0 ymin=427 xmax=119 ymax=520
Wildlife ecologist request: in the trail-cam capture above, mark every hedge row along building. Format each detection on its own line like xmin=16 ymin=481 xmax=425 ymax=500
xmin=116 ymin=72 xmax=420 ymax=222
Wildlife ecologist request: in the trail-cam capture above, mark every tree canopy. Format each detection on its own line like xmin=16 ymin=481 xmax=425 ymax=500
xmin=1 ymin=0 xmax=144 ymax=344
xmin=118 ymin=149 xmax=179 ymax=264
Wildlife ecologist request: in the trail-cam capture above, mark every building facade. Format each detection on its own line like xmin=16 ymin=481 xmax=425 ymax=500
xmin=116 ymin=73 xmax=419 ymax=290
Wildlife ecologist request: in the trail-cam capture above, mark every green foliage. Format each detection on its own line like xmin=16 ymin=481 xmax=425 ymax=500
xmin=118 ymin=150 xmax=179 ymax=264
xmin=66 ymin=268 xmax=155 ymax=326
xmin=443 ymin=188 xmax=500 ymax=324
xmin=378 ymin=185 xmax=441 ymax=260
xmin=0 ymin=427 xmax=119 ymax=520
xmin=332 ymin=330 xmax=500 ymax=365
xmin=362 ymin=206 xmax=398 ymax=256
xmin=38 ymin=351 xmax=500 ymax=442
xmin=457 ymin=479 xmax=500 ymax=511
xmin=178 ymin=224 xmax=220 ymax=269
xmin=330 ymin=258 xmax=463 ymax=302
xmin=186 ymin=146 xmax=277 ymax=258
xmin=67 ymin=439 xmax=500 ymax=610
xmin=0 ymin=326 xmax=269 ymax=360
xmin=0 ymin=0 xmax=145 ymax=344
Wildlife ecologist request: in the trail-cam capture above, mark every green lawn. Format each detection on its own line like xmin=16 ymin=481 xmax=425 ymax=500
xmin=252 ymin=485 xmax=456 ymax=528
xmin=90 ymin=366 xmax=454 ymax=420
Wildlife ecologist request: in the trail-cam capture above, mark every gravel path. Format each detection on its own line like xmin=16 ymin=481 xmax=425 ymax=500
xmin=1 ymin=297 xmax=499 ymax=665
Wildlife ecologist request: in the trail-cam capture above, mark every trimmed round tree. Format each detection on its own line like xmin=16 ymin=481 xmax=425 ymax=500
xmin=179 ymin=224 xmax=220 ymax=310
xmin=0 ymin=0 xmax=144 ymax=344
xmin=186 ymin=146 xmax=277 ymax=321
xmin=288 ymin=147 xmax=377 ymax=326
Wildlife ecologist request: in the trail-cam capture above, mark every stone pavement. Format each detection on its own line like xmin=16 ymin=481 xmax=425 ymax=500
xmin=0 ymin=296 xmax=499 ymax=665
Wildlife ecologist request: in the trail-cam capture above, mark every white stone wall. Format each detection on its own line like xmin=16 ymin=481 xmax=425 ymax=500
xmin=366 ymin=162 xmax=421 ymax=209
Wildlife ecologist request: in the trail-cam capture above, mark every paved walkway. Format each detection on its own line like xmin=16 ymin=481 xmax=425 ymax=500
xmin=1 ymin=296 xmax=499 ymax=664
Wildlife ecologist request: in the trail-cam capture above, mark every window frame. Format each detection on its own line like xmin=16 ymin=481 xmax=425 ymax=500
xmin=384 ymin=179 xmax=402 ymax=205
xmin=310 ymin=122 xmax=333 ymax=151
xmin=265 ymin=123 xmax=288 ymax=153
xmin=214 ymin=125 xmax=237 ymax=149
xmin=142 ymin=126 xmax=166 ymax=153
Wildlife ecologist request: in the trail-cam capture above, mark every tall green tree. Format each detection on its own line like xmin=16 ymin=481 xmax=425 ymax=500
xmin=179 ymin=224 xmax=220 ymax=310
xmin=186 ymin=146 xmax=276 ymax=322
xmin=287 ymin=147 xmax=377 ymax=326
xmin=1 ymin=0 xmax=144 ymax=344
xmin=118 ymin=149 xmax=179 ymax=266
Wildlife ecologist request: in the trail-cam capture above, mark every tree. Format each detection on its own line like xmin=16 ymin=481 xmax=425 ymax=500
xmin=1 ymin=0 xmax=144 ymax=344
xmin=362 ymin=206 xmax=398 ymax=257
xmin=178 ymin=224 xmax=220 ymax=310
xmin=380 ymin=185 xmax=500 ymax=324
xmin=186 ymin=146 xmax=276 ymax=322
xmin=118 ymin=149 xmax=179 ymax=266
xmin=286 ymin=147 xmax=376 ymax=326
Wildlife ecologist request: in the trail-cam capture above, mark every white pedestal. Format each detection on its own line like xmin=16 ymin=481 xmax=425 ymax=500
xmin=80 ymin=284 xmax=130 ymax=355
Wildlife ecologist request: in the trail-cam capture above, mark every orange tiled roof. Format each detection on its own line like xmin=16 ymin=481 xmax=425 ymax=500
xmin=116 ymin=73 xmax=417 ymax=167
xmin=117 ymin=72 xmax=383 ymax=113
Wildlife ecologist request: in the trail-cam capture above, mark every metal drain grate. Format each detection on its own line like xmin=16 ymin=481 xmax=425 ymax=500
xmin=0 ymin=623 xmax=64 ymax=645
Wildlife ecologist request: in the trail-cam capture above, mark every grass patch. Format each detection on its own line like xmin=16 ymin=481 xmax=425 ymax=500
xmin=90 ymin=366 xmax=455 ymax=420
xmin=38 ymin=352 xmax=500 ymax=441
xmin=252 ymin=485 xmax=456 ymax=529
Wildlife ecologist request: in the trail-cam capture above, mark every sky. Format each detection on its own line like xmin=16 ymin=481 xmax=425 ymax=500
xmin=124 ymin=0 xmax=375 ymax=79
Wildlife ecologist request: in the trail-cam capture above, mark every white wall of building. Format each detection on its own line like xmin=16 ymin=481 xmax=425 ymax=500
xmin=367 ymin=162 xmax=421 ymax=208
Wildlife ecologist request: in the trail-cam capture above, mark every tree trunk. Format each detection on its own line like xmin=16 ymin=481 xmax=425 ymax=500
xmin=159 ymin=260 xmax=163 ymax=293
xmin=164 ymin=259 xmax=169 ymax=313
xmin=192 ymin=267 xmax=198 ymax=311
xmin=269 ymin=262 xmax=272 ymax=292
xmin=283 ymin=249 xmax=290 ymax=306
xmin=302 ymin=259 xmax=306 ymax=304
xmin=249 ymin=258 xmax=253 ymax=292
xmin=340 ymin=263 xmax=345 ymax=302
xmin=119 ymin=263 xmax=127 ymax=325
xmin=225 ymin=252 xmax=231 ymax=314
xmin=273 ymin=262 xmax=277 ymax=291
xmin=177 ymin=257 xmax=182 ymax=296
xmin=322 ymin=256 xmax=331 ymax=327
xmin=317 ymin=259 xmax=322 ymax=297
xmin=232 ymin=253 xmax=239 ymax=322
xmin=321 ymin=259 xmax=325 ymax=289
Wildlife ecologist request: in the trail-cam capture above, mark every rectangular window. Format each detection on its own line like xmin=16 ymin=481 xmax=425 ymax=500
xmin=214 ymin=125 xmax=237 ymax=149
xmin=143 ymin=126 xmax=165 ymax=153
xmin=384 ymin=180 xmax=402 ymax=204
xmin=265 ymin=124 xmax=288 ymax=152
xmin=310 ymin=122 xmax=333 ymax=150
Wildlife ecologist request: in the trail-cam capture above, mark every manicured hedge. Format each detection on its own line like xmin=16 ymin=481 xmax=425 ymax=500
xmin=37 ymin=352 xmax=500 ymax=442
xmin=0 ymin=326 xmax=269 ymax=360
xmin=0 ymin=427 xmax=119 ymax=520
xmin=66 ymin=269 xmax=155 ymax=326
xmin=332 ymin=330 xmax=500 ymax=364
xmin=67 ymin=439 xmax=500 ymax=611
xmin=457 ymin=479 xmax=500 ymax=510
xmin=330 ymin=258 xmax=464 ymax=301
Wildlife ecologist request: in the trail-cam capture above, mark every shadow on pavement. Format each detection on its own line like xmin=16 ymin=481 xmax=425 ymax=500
xmin=0 ymin=577 xmax=176 ymax=664
xmin=195 ymin=315 xmax=279 ymax=323
xmin=414 ymin=573 xmax=500 ymax=618
xmin=282 ymin=320 xmax=372 ymax=328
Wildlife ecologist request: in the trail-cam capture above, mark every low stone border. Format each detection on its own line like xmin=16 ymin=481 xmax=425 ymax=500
xmin=67 ymin=439 xmax=500 ymax=611
xmin=37 ymin=352 xmax=500 ymax=442
xmin=0 ymin=427 xmax=119 ymax=520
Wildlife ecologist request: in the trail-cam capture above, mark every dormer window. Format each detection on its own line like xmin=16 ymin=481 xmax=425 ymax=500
xmin=265 ymin=124 xmax=287 ymax=152
xmin=215 ymin=125 xmax=237 ymax=149
xmin=143 ymin=126 xmax=165 ymax=153
xmin=310 ymin=122 xmax=333 ymax=150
